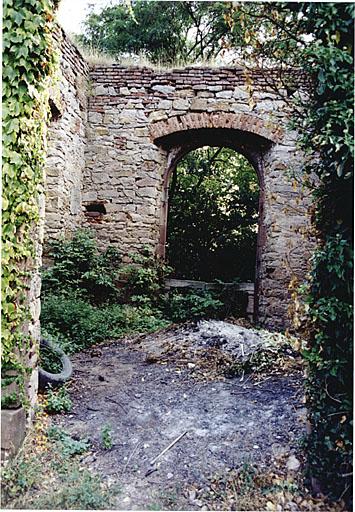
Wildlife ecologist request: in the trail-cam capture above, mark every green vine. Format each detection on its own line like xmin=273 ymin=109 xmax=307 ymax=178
xmin=2 ymin=0 xmax=59 ymax=393
xmin=299 ymin=5 xmax=354 ymax=500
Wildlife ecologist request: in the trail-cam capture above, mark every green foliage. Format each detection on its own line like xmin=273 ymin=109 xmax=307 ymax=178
xmin=42 ymin=229 xmax=122 ymax=304
xmin=36 ymin=467 xmax=115 ymax=510
xmin=167 ymin=147 xmax=259 ymax=281
xmin=79 ymin=1 xmax=234 ymax=65
xmin=47 ymin=426 xmax=90 ymax=457
xmin=41 ymin=291 xmax=169 ymax=354
xmin=229 ymin=2 xmax=354 ymax=502
xmin=45 ymin=386 xmax=72 ymax=414
xmin=2 ymin=421 xmax=117 ymax=510
xmin=1 ymin=451 xmax=42 ymax=503
xmin=41 ymin=230 xmax=251 ymax=353
xmin=1 ymin=392 xmax=19 ymax=409
xmin=294 ymin=5 xmax=353 ymax=502
xmin=163 ymin=290 xmax=223 ymax=323
xmin=120 ymin=247 xmax=172 ymax=298
xmin=39 ymin=342 xmax=62 ymax=373
xmin=2 ymin=0 xmax=58 ymax=391
xmin=100 ymin=424 xmax=113 ymax=450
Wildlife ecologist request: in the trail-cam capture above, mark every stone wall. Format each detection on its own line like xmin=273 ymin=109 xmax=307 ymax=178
xmin=44 ymin=29 xmax=89 ymax=243
xmin=82 ymin=64 xmax=312 ymax=328
xmin=43 ymin=35 xmax=313 ymax=329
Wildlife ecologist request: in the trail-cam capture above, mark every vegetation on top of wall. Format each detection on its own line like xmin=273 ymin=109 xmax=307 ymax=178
xmin=2 ymin=0 xmax=59 ymax=387
xmin=78 ymin=1 xmax=239 ymax=65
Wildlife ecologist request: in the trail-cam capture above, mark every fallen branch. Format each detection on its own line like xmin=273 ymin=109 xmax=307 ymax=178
xmin=105 ymin=396 xmax=128 ymax=414
xmin=150 ymin=431 xmax=188 ymax=466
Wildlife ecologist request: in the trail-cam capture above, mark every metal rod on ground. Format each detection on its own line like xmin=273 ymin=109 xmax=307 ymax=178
xmin=149 ymin=431 xmax=188 ymax=466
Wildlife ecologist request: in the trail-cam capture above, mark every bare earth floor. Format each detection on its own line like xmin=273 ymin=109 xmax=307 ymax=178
xmin=53 ymin=322 xmax=307 ymax=511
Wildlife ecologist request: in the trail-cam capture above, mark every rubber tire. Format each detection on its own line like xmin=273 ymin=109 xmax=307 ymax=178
xmin=38 ymin=338 xmax=73 ymax=391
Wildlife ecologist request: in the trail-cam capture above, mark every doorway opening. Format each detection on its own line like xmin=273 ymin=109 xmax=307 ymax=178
xmin=166 ymin=146 xmax=260 ymax=284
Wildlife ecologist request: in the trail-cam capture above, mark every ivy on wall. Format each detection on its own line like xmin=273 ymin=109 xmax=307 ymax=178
xmin=297 ymin=5 xmax=354 ymax=501
xmin=2 ymin=0 xmax=59 ymax=383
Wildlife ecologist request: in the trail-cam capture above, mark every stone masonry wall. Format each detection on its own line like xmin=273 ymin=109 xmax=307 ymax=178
xmin=44 ymin=29 xmax=89 ymax=243
xmin=26 ymin=31 xmax=89 ymax=418
xmin=43 ymin=33 xmax=314 ymax=329
xmin=82 ymin=64 xmax=313 ymax=328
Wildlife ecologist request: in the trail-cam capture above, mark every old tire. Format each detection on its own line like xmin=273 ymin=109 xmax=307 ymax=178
xmin=38 ymin=338 xmax=72 ymax=391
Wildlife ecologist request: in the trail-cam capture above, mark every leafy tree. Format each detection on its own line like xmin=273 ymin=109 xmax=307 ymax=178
xmin=167 ymin=147 xmax=259 ymax=281
xmin=79 ymin=1 xmax=234 ymax=64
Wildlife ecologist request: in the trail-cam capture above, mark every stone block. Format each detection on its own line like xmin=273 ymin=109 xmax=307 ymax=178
xmin=152 ymin=85 xmax=175 ymax=95
xmin=88 ymin=112 xmax=103 ymax=123
xmin=216 ymin=90 xmax=233 ymax=99
xmin=82 ymin=191 xmax=98 ymax=202
xmin=148 ymin=110 xmax=168 ymax=122
xmin=173 ymin=99 xmax=189 ymax=110
xmin=157 ymin=100 xmax=172 ymax=109
xmin=92 ymin=173 xmax=109 ymax=184
xmin=1 ymin=407 xmax=27 ymax=460
xmin=95 ymin=85 xmax=108 ymax=95
xmin=190 ymin=98 xmax=208 ymax=110
xmin=120 ymin=86 xmax=130 ymax=95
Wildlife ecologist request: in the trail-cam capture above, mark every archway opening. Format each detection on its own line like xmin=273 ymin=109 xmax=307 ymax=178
xmin=166 ymin=146 xmax=260 ymax=283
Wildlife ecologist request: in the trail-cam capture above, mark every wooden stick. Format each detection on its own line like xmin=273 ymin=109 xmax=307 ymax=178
xmin=150 ymin=431 xmax=188 ymax=466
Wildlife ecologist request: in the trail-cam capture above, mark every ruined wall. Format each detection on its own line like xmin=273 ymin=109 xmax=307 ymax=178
xmin=83 ymin=65 xmax=312 ymax=328
xmin=44 ymin=29 xmax=89 ymax=242
xmin=43 ymin=36 xmax=313 ymax=329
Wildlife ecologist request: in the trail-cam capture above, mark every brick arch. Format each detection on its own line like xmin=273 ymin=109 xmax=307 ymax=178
xmin=149 ymin=112 xmax=284 ymax=145
xmin=155 ymin=132 xmax=267 ymax=322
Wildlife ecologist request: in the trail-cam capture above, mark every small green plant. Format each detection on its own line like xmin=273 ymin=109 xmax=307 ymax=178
xmin=47 ymin=426 xmax=90 ymax=457
xmin=1 ymin=391 xmax=19 ymax=408
xmin=120 ymin=247 xmax=172 ymax=299
xmin=42 ymin=229 xmax=122 ymax=304
xmin=41 ymin=292 xmax=169 ymax=354
xmin=39 ymin=344 xmax=63 ymax=373
xmin=163 ymin=289 xmax=223 ymax=322
xmin=2 ymin=420 xmax=118 ymax=510
xmin=100 ymin=424 xmax=113 ymax=450
xmin=45 ymin=386 xmax=72 ymax=414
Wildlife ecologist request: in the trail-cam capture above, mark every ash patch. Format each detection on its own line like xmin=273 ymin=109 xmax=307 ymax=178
xmin=53 ymin=323 xmax=306 ymax=511
xmin=187 ymin=320 xmax=267 ymax=357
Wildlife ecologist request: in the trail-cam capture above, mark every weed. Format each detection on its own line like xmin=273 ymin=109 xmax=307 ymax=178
xmin=101 ymin=424 xmax=113 ymax=450
xmin=1 ymin=407 xmax=119 ymax=510
xmin=47 ymin=426 xmax=90 ymax=457
xmin=162 ymin=289 xmax=223 ymax=322
xmin=41 ymin=293 xmax=169 ymax=354
xmin=1 ymin=390 xmax=18 ymax=408
xmin=32 ymin=466 xmax=116 ymax=509
xmin=44 ymin=386 xmax=72 ymax=414
xmin=42 ymin=229 xmax=121 ymax=304
xmin=39 ymin=343 xmax=63 ymax=373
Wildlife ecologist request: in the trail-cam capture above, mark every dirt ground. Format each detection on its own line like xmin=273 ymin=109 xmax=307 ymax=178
xmin=53 ymin=321 xmax=307 ymax=511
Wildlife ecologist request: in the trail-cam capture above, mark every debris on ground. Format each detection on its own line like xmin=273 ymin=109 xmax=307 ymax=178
xmin=1 ymin=321 xmax=348 ymax=511
xmin=133 ymin=319 xmax=303 ymax=382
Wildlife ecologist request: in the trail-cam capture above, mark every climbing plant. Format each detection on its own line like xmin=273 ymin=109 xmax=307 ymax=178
xmin=2 ymin=0 xmax=59 ymax=389
xmin=227 ymin=2 xmax=354 ymax=502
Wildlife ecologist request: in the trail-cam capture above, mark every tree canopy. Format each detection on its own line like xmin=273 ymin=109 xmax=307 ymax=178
xmin=167 ymin=147 xmax=259 ymax=282
xmin=79 ymin=1 xmax=234 ymax=64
